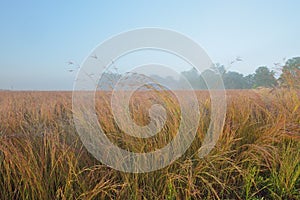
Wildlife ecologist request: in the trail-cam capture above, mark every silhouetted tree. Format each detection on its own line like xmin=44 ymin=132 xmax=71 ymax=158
xmin=223 ymin=71 xmax=249 ymax=89
xmin=181 ymin=68 xmax=204 ymax=89
xmin=244 ymin=74 xmax=255 ymax=88
xmin=279 ymin=57 xmax=300 ymax=88
xmin=253 ymin=66 xmax=277 ymax=88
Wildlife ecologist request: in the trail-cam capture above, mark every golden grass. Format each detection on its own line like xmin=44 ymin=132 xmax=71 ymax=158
xmin=0 ymin=89 xmax=299 ymax=199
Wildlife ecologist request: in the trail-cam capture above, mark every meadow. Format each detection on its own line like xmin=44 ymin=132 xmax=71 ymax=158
xmin=0 ymin=89 xmax=299 ymax=199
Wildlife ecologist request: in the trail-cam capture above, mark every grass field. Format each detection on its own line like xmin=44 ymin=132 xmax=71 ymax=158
xmin=0 ymin=89 xmax=299 ymax=199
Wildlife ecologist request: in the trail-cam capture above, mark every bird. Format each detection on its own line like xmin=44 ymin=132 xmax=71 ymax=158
xmin=91 ymin=54 xmax=98 ymax=59
xmin=67 ymin=61 xmax=74 ymax=65
xmin=236 ymin=56 xmax=243 ymax=62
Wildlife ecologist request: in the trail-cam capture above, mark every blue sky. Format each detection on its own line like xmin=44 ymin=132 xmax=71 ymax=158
xmin=0 ymin=1 xmax=299 ymax=90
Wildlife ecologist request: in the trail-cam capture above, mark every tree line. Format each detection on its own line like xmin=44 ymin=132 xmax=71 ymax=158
xmin=180 ymin=57 xmax=300 ymax=89
xmin=98 ymin=57 xmax=300 ymax=90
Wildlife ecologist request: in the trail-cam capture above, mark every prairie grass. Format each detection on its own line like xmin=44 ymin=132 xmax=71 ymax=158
xmin=0 ymin=89 xmax=299 ymax=199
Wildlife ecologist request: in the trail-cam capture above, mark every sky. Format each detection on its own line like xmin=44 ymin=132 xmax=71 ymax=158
xmin=0 ymin=1 xmax=299 ymax=90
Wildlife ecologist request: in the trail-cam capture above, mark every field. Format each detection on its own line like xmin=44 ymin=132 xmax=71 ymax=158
xmin=0 ymin=89 xmax=299 ymax=199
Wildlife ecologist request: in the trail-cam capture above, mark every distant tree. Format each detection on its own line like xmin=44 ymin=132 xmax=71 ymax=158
xmin=200 ymin=68 xmax=222 ymax=89
xmin=253 ymin=66 xmax=277 ymax=88
xmin=150 ymin=75 xmax=180 ymax=90
xmin=223 ymin=71 xmax=249 ymax=89
xmin=181 ymin=68 xmax=204 ymax=89
xmin=244 ymin=74 xmax=255 ymax=88
xmin=193 ymin=64 xmax=227 ymax=89
xmin=279 ymin=57 xmax=300 ymax=88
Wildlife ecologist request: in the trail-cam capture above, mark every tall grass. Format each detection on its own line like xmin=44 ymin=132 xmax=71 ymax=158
xmin=0 ymin=89 xmax=299 ymax=199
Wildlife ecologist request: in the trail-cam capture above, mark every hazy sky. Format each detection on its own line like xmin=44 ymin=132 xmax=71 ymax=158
xmin=0 ymin=1 xmax=299 ymax=90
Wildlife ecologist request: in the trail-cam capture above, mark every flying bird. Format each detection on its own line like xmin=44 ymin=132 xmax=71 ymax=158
xmin=67 ymin=61 xmax=74 ymax=65
xmin=91 ymin=54 xmax=98 ymax=59
xmin=236 ymin=56 xmax=243 ymax=62
xmin=229 ymin=56 xmax=243 ymax=65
